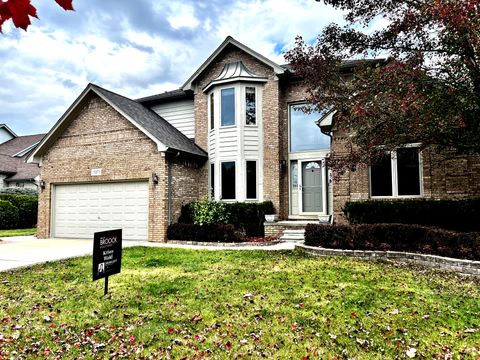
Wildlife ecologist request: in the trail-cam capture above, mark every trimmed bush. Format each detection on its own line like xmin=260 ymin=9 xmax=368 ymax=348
xmin=0 ymin=194 xmax=38 ymax=228
xmin=305 ymin=223 xmax=480 ymax=260
xmin=0 ymin=200 xmax=20 ymax=230
xmin=167 ymin=223 xmax=246 ymax=243
xmin=0 ymin=188 xmax=37 ymax=196
xmin=178 ymin=200 xmax=275 ymax=237
xmin=343 ymin=199 xmax=480 ymax=232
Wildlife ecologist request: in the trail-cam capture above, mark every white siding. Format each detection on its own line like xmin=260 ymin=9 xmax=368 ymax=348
xmin=150 ymin=100 xmax=195 ymax=139
xmin=218 ymin=128 xmax=238 ymax=159
xmin=0 ymin=128 xmax=14 ymax=144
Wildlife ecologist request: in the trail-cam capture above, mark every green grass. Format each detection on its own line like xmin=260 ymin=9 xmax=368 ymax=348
xmin=0 ymin=228 xmax=36 ymax=237
xmin=0 ymin=248 xmax=478 ymax=359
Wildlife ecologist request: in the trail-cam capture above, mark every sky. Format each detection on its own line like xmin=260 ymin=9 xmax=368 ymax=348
xmin=0 ymin=0 xmax=346 ymax=136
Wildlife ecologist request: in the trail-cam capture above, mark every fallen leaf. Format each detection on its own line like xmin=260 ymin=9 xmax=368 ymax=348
xmin=167 ymin=327 xmax=174 ymax=334
xmin=406 ymin=347 xmax=417 ymax=358
xmin=225 ymin=340 xmax=232 ymax=351
xmin=191 ymin=314 xmax=202 ymax=323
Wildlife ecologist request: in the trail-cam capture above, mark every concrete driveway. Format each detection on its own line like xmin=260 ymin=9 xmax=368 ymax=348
xmin=0 ymin=236 xmax=142 ymax=272
xmin=0 ymin=236 xmax=295 ymax=272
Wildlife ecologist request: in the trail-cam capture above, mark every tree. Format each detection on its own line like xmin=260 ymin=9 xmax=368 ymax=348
xmin=285 ymin=0 xmax=480 ymax=170
xmin=0 ymin=0 xmax=74 ymax=32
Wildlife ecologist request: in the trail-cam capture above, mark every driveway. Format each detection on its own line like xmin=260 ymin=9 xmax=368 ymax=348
xmin=0 ymin=236 xmax=295 ymax=272
xmin=0 ymin=236 xmax=140 ymax=272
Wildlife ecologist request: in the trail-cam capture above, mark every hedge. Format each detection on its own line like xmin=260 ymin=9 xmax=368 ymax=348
xmin=304 ymin=223 xmax=480 ymax=260
xmin=178 ymin=200 xmax=275 ymax=237
xmin=0 ymin=194 xmax=38 ymax=228
xmin=343 ymin=199 xmax=480 ymax=232
xmin=0 ymin=188 xmax=37 ymax=196
xmin=0 ymin=200 xmax=20 ymax=230
xmin=167 ymin=223 xmax=246 ymax=243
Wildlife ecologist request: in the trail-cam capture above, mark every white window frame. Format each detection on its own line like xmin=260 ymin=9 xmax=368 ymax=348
xmin=220 ymin=87 xmax=236 ymax=128
xmin=245 ymin=86 xmax=257 ymax=127
xmin=220 ymin=160 xmax=237 ymax=201
xmin=369 ymin=144 xmax=424 ymax=199
xmin=245 ymin=159 xmax=258 ymax=201
xmin=288 ymin=102 xmax=331 ymax=154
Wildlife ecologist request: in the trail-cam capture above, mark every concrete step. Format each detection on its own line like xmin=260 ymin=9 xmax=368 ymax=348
xmin=280 ymin=229 xmax=305 ymax=242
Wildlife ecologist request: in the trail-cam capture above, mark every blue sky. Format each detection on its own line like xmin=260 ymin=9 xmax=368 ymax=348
xmin=0 ymin=0 xmax=345 ymax=135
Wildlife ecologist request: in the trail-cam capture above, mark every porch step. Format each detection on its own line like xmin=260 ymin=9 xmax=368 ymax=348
xmin=280 ymin=229 xmax=305 ymax=242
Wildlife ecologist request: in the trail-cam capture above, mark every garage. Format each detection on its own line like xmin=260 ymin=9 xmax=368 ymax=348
xmin=53 ymin=182 xmax=148 ymax=241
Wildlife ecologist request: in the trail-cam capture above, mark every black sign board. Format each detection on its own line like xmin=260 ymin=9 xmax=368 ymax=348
xmin=93 ymin=229 xmax=122 ymax=294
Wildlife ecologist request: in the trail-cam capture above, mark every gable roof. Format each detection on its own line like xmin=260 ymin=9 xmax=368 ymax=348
xmin=28 ymin=83 xmax=207 ymax=163
xmin=0 ymin=134 xmax=44 ymax=182
xmin=0 ymin=124 xmax=17 ymax=139
xmin=0 ymin=134 xmax=44 ymax=157
xmin=182 ymin=36 xmax=285 ymax=91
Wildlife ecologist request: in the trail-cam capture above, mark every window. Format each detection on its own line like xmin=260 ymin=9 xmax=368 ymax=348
xmin=370 ymin=147 xmax=421 ymax=197
xmin=210 ymin=163 xmax=215 ymax=198
xmin=290 ymin=104 xmax=330 ymax=152
xmin=221 ymin=88 xmax=235 ymax=126
xmin=210 ymin=93 xmax=215 ymax=130
xmin=246 ymin=161 xmax=257 ymax=199
xmin=221 ymin=161 xmax=236 ymax=199
xmin=245 ymin=87 xmax=256 ymax=125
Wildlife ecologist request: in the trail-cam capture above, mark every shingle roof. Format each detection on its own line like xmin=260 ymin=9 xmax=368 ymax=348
xmin=136 ymin=89 xmax=193 ymax=105
xmin=0 ymin=134 xmax=43 ymax=181
xmin=0 ymin=134 xmax=44 ymax=156
xmin=91 ymin=85 xmax=207 ymax=158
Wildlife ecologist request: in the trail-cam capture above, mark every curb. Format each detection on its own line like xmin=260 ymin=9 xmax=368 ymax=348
xmin=296 ymin=244 xmax=480 ymax=277
xmin=166 ymin=240 xmax=282 ymax=247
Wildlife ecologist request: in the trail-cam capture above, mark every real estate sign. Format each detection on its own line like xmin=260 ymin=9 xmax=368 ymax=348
xmin=92 ymin=229 xmax=122 ymax=281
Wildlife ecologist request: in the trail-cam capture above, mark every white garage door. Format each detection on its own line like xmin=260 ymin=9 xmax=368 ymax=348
xmin=53 ymin=182 xmax=148 ymax=241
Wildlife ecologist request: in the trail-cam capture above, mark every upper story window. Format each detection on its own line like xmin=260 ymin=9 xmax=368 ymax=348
xmin=221 ymin=88 xmax=235 ymax=127
xmin=289 ymin=104 xmax=330 ymax=153
xmin=370 ymin=146 xmax=422 ymax=198
xmin=245 ymin=87 xmax=256 ymax=125
xmin=210 ymin=93 xmax=215 ymax=130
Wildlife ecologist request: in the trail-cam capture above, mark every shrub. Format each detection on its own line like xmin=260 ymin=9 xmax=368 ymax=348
xmin=0 ymin=194 xmax=38 ymax=228
xmin=0 ymin=188 xmax=38 ymax=196
xmin=178 ymin=200 xmax=275 ymax=237
xmin=167 ymin=223 xmax=246 ymax=243
xmin=305 ymin=223 xmax=480 ymax=260
xmin=343 ymin=199 xmax=480 ymax=232
xmin=190 ymin=198 xmax=229 ymax=226
xmin=0 ymin=200 xmax=20 ymax=230
xmin=304 ymin=224 xmax=354 ymax=249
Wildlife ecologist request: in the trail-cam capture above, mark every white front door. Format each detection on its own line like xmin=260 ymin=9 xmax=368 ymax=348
xmin=290 ymin=159 xmax=327 ymax=215
xmin=53 ymin=182 xmax=149 ymax=241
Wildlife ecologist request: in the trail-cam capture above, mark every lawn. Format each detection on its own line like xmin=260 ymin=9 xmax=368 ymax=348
xmin=0 ymin=248 xmax=478 ymax=359
xmin=0 ymin=228 xmax=36 ymax=237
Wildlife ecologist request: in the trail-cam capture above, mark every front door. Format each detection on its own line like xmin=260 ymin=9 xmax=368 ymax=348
xmin=290 ymin=159 xmax=327 ymax=216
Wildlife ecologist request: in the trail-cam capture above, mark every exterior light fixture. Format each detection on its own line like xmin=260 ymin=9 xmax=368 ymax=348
xmin=152 ymin=173 xmax=159 ymax=185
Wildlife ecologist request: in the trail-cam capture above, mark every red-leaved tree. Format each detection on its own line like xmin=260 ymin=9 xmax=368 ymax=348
xmin=0 ymin=0 xmax=74 ymax=32
xmin=285 ymin=0 xmax=480 ymax=171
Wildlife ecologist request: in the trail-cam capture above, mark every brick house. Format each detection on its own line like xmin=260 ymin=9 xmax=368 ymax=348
xmin=29 ymin=36 xmax=480 ymax=241
xmin=0 ymin=124 xmax=44 ymax=190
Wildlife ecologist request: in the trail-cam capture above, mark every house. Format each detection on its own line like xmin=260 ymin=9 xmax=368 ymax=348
xmin=28 ymin=36 xmax=480 ymax=241
xmin=0 ymin=124 xmax=44 ymax=190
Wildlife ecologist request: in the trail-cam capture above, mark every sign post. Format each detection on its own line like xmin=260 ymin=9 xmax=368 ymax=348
xmin=93 ymin=229 xmax=122 ymax=295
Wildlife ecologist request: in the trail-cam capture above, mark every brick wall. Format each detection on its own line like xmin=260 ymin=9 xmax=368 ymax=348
xmin=38 ymin=94 xmax=171 ymax=241
xmin=192 ymin=45 xmax=283 ymax=213
xmin=331 ymin=133 xmax=480 ymax=223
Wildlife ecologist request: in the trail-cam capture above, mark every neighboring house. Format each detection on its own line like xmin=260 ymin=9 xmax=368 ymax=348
xmin=0 ymin=124 xmax=44 ymax=190
xmin=28 ymin=36 xmax=480 ymax=242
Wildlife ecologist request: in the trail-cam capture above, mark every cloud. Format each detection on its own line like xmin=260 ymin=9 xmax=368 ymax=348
xmin=0 ymin=0 xmax=346 ymax=135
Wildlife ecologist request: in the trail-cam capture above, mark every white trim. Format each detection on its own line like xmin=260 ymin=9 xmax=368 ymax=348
xmin=182 ymin=36 xmax=285 ymax=91
xmin=298 ymin=159 xmax=328 ymax=216
xmin=220 ymin=160 xmax=237 ymax=201
xmin=369 ymin=145 xmax=424 ymax=199
xmin=245 ymin=159 xmax=258 ymax=201
xmin=13 ymin=141 xmax=40 ymax=157
xmin=0 ymin=124 xmax=17 ymax=138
